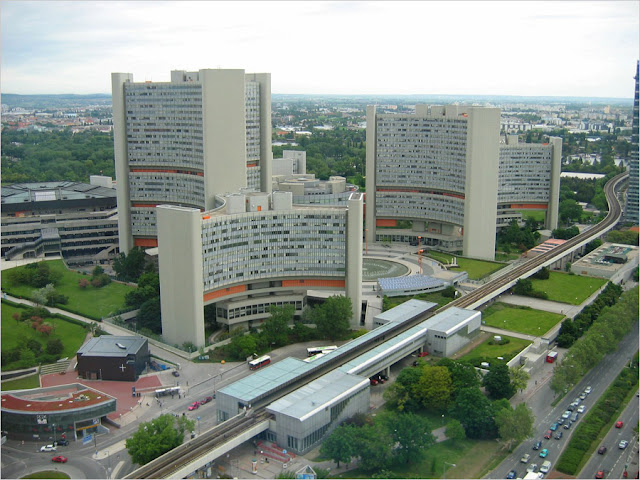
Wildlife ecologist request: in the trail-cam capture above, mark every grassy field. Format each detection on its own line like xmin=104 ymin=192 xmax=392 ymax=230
xmin=457 ymin=335 xmax=531 ymax=364
xmin=519 ymin=210 xmax=546 ymax=222
xmin=1 ymin=260 xmax=133 ymax=318
xmin=0 ymin=374 xmax=40 ymax=391
xmin=334 ymin=438 xmax=503 ymax=479
xmin=481 ymin=303 xmax=564 ymax=336
xmin=1 ymin=303 xmax=87 ymax=370
xmin=530 ymin=271 xmax=607 ymax=305
xmin=383 ymin=291 xmax=456 ymax=311
xmin=22 ymin=472 xmax=70 ymax=479
xmin=426 ymin=252 xmax=506 ymax=280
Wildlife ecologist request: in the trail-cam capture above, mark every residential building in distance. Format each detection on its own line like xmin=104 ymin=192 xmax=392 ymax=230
xmin=156 ymin=190 xmax=363 ymax=347
xmin=111 ymin=68 xmax=272 ymax=253
xmin=625 ymin=61 xmax=639 ymax=225
xmin=1 ymin=179 xmax=118 ymax=261
xmin=366 ymin=105 xmax=561 ymax=260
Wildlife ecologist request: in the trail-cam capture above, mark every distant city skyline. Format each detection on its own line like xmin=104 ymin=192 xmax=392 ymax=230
xmin=1 ymin=1 xmax=638 ymax=98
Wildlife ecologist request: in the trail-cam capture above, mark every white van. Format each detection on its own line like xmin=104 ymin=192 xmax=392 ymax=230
xmin=540 ymin=460 xmax=552 ymax=474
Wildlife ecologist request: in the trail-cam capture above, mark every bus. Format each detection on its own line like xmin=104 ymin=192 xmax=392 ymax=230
xmin=306 ymin=345 xmax=338 ymax=357
xmin=248 ymin=355 xmax=271 ymax=370
xmin=155 ymin=386 xmax=180 ymax=397
xmin=303 ymin=353 xmax=325 ymax=363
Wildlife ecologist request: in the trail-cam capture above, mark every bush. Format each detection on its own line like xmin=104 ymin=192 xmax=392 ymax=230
xmin=46 ymin=338 xmax=64 ymax=355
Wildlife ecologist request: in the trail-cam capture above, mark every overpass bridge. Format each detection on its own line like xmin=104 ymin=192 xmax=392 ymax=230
xmin=125 ymin=172 xmax=628 ymax=479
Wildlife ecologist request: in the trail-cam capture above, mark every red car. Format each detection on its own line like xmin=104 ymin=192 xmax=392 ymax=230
xmin=188 ymin=402 xmax=199 ymax=411
xmin=199 ymin=396 xmax=213 ymax=405
xmin=417 ymin=352 xmax=429 ymax=357
xmin=615 ymin=421 xmax=624 ymax=428
xmin=544 ymin=430 xmax=552 ymax=439
xmin=52 ymin=456 xmax=67 ymax=463
xmin=595 ymin=470 xmax=605 ymax=479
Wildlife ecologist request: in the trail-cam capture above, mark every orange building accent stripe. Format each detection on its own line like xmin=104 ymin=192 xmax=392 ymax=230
xmin=132 ymin=204 xmax=158 ymax=208
xmin=203 ymin=285 xmax=247 ymax=302
xmin=281 ymin=279 xmax=346 ymax=288
xmin=131 ymin=168 xmax=204 ymax=176
xmin=134 ymin=238 xmax=158 ymax=247
xmin=247 ymin=163 xmax=258 ymax=168
xmin=510 ymin=203 xmax=548 ymax=210
xmin=376 ymin=219 xmax=397 ymax=227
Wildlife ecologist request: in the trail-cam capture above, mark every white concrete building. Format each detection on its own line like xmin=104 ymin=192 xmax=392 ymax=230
xmin=156 ymin=191 xmax=363 ymax=347
xmin=366 ymin=105 xmax=561 ymax=260
xmin=111 ymin=68 xmax=272 ymax=252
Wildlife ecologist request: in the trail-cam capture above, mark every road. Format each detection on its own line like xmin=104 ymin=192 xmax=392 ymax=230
xmin=490 ymin=320 xmax=639 ymax=479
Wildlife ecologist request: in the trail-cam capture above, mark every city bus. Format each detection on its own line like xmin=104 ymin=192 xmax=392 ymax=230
xmin=248 ymin=355 xmax=271 ymax=370
xmin=303 ymin=353 xmax=326 ymax=363
xmin=306 ymin=345 xmax=338 ymax=357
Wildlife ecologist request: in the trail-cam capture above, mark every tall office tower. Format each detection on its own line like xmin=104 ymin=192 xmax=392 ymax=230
xmin=366 ymin=105 xmax=561 ymax=260
xmin=156 ymin=191 xmax=363 ymax=347
xmin=111 ymin=69 xmax=272 ymax=252
xmin=625 ymin=61 xmax=639 ymax=225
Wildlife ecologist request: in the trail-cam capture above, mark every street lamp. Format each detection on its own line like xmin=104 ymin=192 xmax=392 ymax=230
xmin=197 ymin=416 xmax=201 ymax=435
xmin=52 ymin=423 xmax=56 ymax=444
xmin=441 ymin=414 xmax=445 ymax=427
xmin=443 ymin=462 xmax=456 ymax=479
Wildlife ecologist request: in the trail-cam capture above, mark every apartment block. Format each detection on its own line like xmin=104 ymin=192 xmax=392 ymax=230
xmin=111 ymin=68 xmax=272 ymax=252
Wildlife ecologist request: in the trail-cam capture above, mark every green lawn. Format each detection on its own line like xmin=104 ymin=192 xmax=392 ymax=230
xmin=530 ymin=271 xmax=607 ymax=305
xmin=0 ymin=374 xmax=40 ymax=391
xmin=519 ymin=210 xmax=546 ymax=222
xmin=383 ymin=291 xmax=456 ymax=311
xmin=457 ymin=335 xmax=531 ymax=364
xmin=1 ymin=260 xmax=133 ymax=319
xmin=334 ymin=438 xmax=502 ymax=479
xmin=1 ymin=303 xmax=88 ymax=370
xmin=481 ymin=303 xmax=564 ymax=336
xmin=426 ymin=252 xmax=506 ymax=280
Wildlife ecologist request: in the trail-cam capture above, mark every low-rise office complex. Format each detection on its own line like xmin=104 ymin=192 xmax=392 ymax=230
xmin=1 ymin=180 xmax=118 ymax=261
xmin=156 ymin=190 xmax=363 ymax=347
xmin=366 ymin=105 xmax=561 ymax=260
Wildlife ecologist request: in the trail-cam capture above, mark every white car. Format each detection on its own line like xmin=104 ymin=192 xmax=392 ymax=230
xmin=521 ymin=453 xmax=531 ymax=463
xmin=527 ymin=463 xmax=538 ymax=473
xmin=562 ymin=410 xmax=572 ymax=419
xmin=577 ymin=405 xmax=586 ymax=414
xmin=40 ymin=445 xmax=56 ymax=452
xmin=584 ymin=386 xmax=592 ymax=394
xmin=619 ymin=440 xmax=629 ymax=449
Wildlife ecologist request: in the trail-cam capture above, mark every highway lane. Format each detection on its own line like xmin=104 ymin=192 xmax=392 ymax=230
xmin=491 ymin=320 xmax=639 ymax=479
xmin=579 ymin=396 xmax=639 ymax=480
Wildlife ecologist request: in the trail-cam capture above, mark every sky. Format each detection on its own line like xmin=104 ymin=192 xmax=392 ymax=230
xmin=1 ymin=1 xmax=639 ymax=98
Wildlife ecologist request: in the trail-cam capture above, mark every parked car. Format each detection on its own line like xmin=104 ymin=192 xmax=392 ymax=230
xmin=619 ymin=440 xmax=629 ymax=449
xmin=550 ymin=422 xmax=559 ymax=431
xmin=598 ymin=446 xmax=607 ymax=454
xmin=544 ymin=430 xmax=553 ymax=439
xmin=577 ymin=405 xmax=586 ymax=414
xmin=40 ymin=445 xmax=56 ymax=452
xmin=53 ymin=439 xmax=69 ymax=446
xmin=51 ymin=455 xmax=67 ymax=463
xmin=521 ymin=453 xmax=531 ymax=463
xmin=417 ymin=352 xmax=429 ymax=357
xmin=200 ymin=396 xmax=213 ymax=405
xmin=172 ymin=371 xmax=180 ymax=377
xmin=369 ymin=378 xmax=378 ymax=386
xmin=539 ymin=448 xmax=549 ymax=458
xmin=188 ymin=402 xmax=199 ymax=411
xmin=555 ymin=431 xmax=563 ymax=440
xmin=533 ymin=441 xmax=542 ymax=450
xmin=506 ymin=470 xmax=517 ymax=479
xmin=615 ymin=421 xmax=624 ymax=428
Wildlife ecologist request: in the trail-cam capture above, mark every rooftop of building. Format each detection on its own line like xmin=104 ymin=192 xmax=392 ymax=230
xmin=1 ymin=383 xmax=116 ymax=414
xmin=76 ymin=336 xmax=147 ymax=358
xmin=1 ymin=181 xmax=117 ymax=206
xmin=377 ymin=275 xmax=445 ymax=292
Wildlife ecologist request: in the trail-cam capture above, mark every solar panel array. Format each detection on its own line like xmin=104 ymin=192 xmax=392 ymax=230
xmin=378 ymin=274 xmax=444 ymax=291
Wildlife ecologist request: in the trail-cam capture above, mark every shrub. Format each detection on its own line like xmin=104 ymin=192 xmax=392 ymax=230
xmin=78 ymin=278 xmax=90 ymax=289
xmin=37 ymin=324 xmax=53 ymax=336
xmin=46 ymin=338 xmax=64 ymax=355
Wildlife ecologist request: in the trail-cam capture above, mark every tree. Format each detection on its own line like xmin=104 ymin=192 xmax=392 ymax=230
xmin=449 ymin=387 xmax=497 ymax=439
xmin=383 ymin=367 xmax=423 ymax=412
xmin=436 ymin=358 xmax=480 ymax=396
xmin=315 ymin=295 xmax=352 ymax=341
xmin=126 ymin=414 xmax=194 ymax=465
xmin=46 ymin=338 xmax=64 ymax=355
xmin=263 ymin=305 xmax=293 ymax=348
xmin=416 ymin=365 xmax=453 ymax=410
xmin=18 ymin=348 xmax=36 ymax=369
xmin=78 ymin=277 xmax=90 ymax=289
xmin=559 ymin=199 xmax=583 ymax=223
xmin=136 ymin=297 xmax=161 ymax=334
xmin=230 ymin=334 xmax=257 ymax=360
xmin=32 ymin=284 xmax=55 ymax=306
xmin=445 ymin=419 xmax=466 ymax=443
xmin=353 ymin=423 xmax=393 ymax=473
xmin=113 ymin=247 xmax=148 ymax=282
xmin=125 ymin=272 xmax=160 ymax=308
xmin=483 ymin=364 xmax=515 ymax=400
xmin=381 ymin=412 xmax=435 ymax=465
xmin=495 ymin=403 xmax=535 ymax=451
xmin=513 ymin=278 xmax=533 ymax=296
xmin=319 ymin=424 xmax=358 ymax=468
xmin=509 ymin=367 xmax=530 ymax=393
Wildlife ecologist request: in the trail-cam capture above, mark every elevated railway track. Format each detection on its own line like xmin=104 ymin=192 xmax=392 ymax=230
xmin=126 ymin=172 xmax=628 ymax=479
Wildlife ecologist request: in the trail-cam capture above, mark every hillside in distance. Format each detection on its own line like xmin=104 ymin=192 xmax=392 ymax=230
xmin=2 ymin=93 xmax=112 ymax=109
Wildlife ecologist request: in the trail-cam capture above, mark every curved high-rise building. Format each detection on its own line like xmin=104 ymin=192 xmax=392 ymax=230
xmin=625 ymin=61 xmax=639 ymax=225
